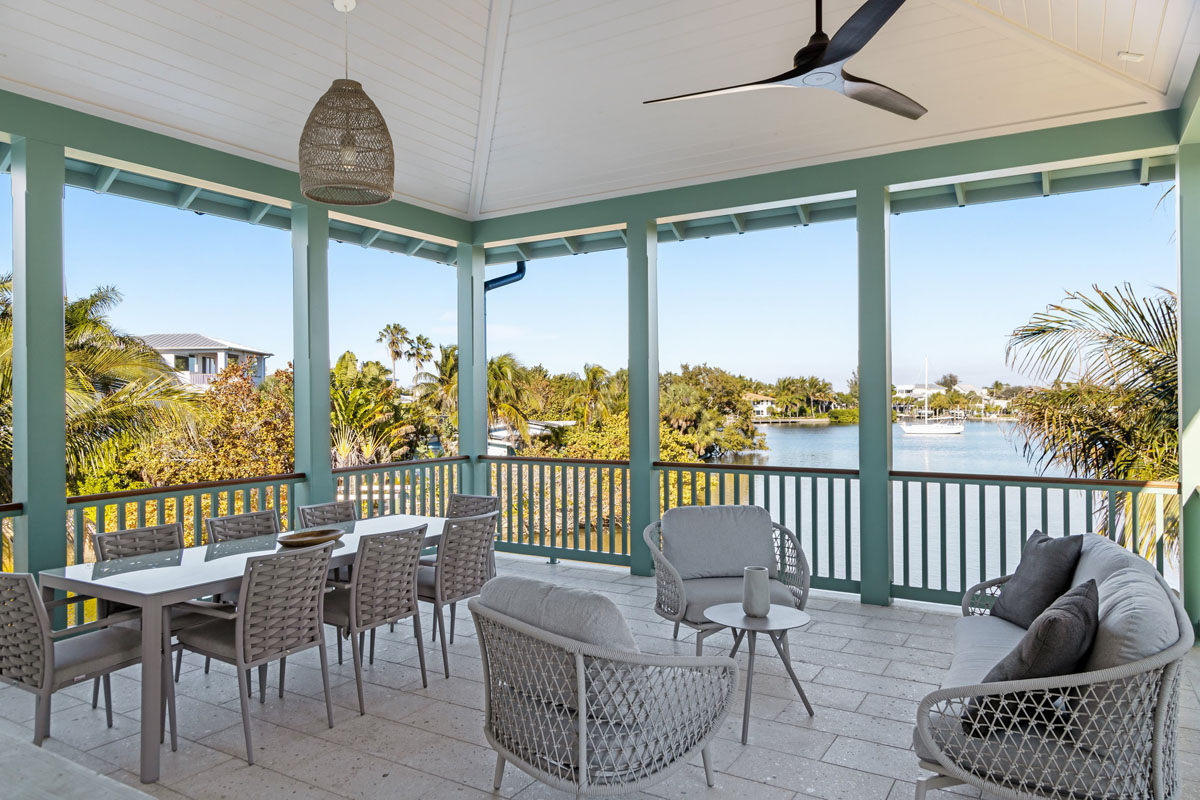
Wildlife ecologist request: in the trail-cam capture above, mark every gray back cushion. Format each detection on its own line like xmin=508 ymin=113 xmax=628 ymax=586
xmin=1071 ymin=533 xmax=1159 ymax=588
xmin=479 ymin=575 xmax=639 ymax=653
xmin=985 ymin=580 xmax=1099 ymax=683
xmin=1084 ymin=567 xmax=1178 ymax=671
xmin=660 ymin=505 xmax=777 ymax=580
xmin=990 ymin=532 xmax=1083 ymax=629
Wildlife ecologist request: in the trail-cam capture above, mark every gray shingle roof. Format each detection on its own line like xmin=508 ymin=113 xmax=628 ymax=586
xmin=139 ymin=334 xmax=272 ymax=357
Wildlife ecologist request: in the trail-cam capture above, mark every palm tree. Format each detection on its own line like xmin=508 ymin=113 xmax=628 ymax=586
xmin=486 ymin=353 xmax=538 ymax=443
xmin=329 ymin=351 xmax=424 ymax=467
xmin=568 ymin=363 xmax=612 ymax=428
xmin=1007 ymin=283 xmax=1178 ymax=555
xmin=0 ymin=277 xmax=198 ymax=499
xmin=376 ymin=323 xmax=411 ymax=388
xmin=408 ymin=334 xmax=434 ymax=386
xmin=415 ymin=345 xmax=458 ymax=417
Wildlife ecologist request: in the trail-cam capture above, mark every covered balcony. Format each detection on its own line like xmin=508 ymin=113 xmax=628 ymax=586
xmin=1 ymin=1 xmax=1200 ymax=799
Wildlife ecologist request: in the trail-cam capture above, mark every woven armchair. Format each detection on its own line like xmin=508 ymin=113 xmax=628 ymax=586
xmin=417 ymin=510 xmax=500 ymax=677
xmin=470 ymin=578 xmax=738 ymax=796
xmin=644 ymin=505 xmax=810 ymax=654
xmin=205 ymin=509 xmax=280 ymax=543
xmin=914 ymin=571 xmax=1194 ymax=800
xmin=297 ymin=500 xmax=357 ymax=528
xmin=176 ymin=542 xmax=335 ymax=766
xmin=0 ymin=573 xmax=177 ymax=747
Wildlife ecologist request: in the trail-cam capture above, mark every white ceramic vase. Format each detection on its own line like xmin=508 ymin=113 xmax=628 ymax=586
xmin=742 ymin=566 xmax=770 ymax=617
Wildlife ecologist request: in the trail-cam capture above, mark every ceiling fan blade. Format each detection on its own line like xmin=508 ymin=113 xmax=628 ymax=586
xmin=841 ymin=71 xmax=927 ymax=119
xmin=644 ymin=67 xmax=804 ymax=104
xmin=822 ymin=0 xmax=908 ymax=65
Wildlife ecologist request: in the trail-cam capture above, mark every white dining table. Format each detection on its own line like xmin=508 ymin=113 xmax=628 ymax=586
xmin=38 ymin=513 xmax=447 ymax=783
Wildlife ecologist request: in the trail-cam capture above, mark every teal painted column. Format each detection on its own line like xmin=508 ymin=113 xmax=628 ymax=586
xmin=291 ymin=203 xmax=334 ymax=507
xmin=1178 ymin=145 xmax=1200 ymax=635
xmin=457 ymin=243 xmax=487 ymax=493
xmin=857 ymin=185 xmax=893 ymax=606
xmin=627 ymin=218 xmax=659 ymax=576
xmin=9 ymin=138 xmax=67 ymax=574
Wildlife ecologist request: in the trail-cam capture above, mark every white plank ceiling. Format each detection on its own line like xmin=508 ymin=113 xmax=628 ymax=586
xmin=0 ymin=0 xmax=1196 ymax=220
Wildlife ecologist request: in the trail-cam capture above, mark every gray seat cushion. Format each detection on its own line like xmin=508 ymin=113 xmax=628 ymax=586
xmin=943 ymin=615 xmax=1027 ymax=688
xmin=323 ymin=586 xmax=351 ymax=629
xmin=660 ymin=505 xmax=777 ymax=580
xmin=990 ymin=532 xmax=1083 ymax=629
xmin=681 ymin=577 xmax=796 ymax=624
xmin=479 ymin=575 xmax=638 ymax=653
xmin=52 ymin=627 xmax=142 ymax=686
xmin=1085 ymin=567 xmax=1179 ymax=672
xmin=176 ymin=618 xmax=238 ymax=662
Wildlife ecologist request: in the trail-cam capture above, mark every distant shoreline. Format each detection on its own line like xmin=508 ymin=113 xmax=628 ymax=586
xmin=752 ymin=417 xmax=830 ymax=425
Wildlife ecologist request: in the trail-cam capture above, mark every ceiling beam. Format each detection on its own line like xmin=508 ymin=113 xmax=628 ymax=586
xmin=617 ymin=229 xmax=628 ymax=243
xmin=562 ymin=235 xmax=581 ymax=254
xmin=0 ymin=143 xmax=10 ymax=172
xmin=729 ymin=213 xmax=746 ymax=233
xmin=404 ymin=239 xmax=426 ymax=257
xmin=938 ymin=1 xmax=1165 ymax=104
xmin=175 ymin=185 xmax=201 ymax=209
xmin=953 ymin=183 xmax=966 ymax=207
xmin=513 ymin=242 xmax=532 ymax=260
xmin=1041 ymin=171 xmax=1051 ymax=196
xmin=93 ymin=165 xmax=119 ymax=193
xmin=466 ymin=0 xmax=515 ymax=218
xmin=248 ymin=202 xmax=271 ymax=224
xmin=795 ymin=205 xmax=810 ymax=226
xmin=668 ymin=221 xmax=686 ymax=241
xmin=1139 ymin=158 xmax=1151 ymax=186
xmin=360 ymin=228 xmax=383 ymax=247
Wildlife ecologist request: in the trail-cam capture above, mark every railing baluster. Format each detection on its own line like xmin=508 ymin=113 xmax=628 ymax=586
xmin=1106 ymin=490 xmax=1118 ymax=539
xmin=958 ymin=482 xmax=967 ymax=594
xmin=920 ymin=479 xmax=929 ymax=589
xmin=978 ymin=484 xmax=986 ymax=586
xmin=901 ymin=480 xmax=910 ymax=589
xmin=1130 ymin=491 xmax=1140 ymax=554
xmin=938 ymin=481 xmax=947 ymax=591
xmin=998 ymin=485 xmax=1007 ymax=576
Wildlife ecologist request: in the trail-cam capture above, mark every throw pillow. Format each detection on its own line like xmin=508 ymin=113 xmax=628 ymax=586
xmin=965 ymin=580 xmax=1099 ymax=737
xmin=990 ymin=531 xmax=1084 ymax=628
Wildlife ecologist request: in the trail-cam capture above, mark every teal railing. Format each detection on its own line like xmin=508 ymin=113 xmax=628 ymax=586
xmin=890 ymin=470 xmax=1181 ymax=604
xmin=0 ymin=502 xmax=25 ymax=572
xmin=334 ymin=456 xmax=466 ymax=520
xmin=656 ymin=462 xmax=861 ymax=594
xmin=484 ymin=456 xmax=631 ymax=566
xmin=65 ymin=473 xmax=306 ymax=566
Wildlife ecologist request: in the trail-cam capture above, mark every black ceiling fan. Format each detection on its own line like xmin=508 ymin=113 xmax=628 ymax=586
xmin=644 ymin=0 xmax=926 ymax=120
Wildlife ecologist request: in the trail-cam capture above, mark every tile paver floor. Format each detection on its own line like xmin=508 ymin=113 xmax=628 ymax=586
xmin=3 ymin=554 xmax=1198 ymax=800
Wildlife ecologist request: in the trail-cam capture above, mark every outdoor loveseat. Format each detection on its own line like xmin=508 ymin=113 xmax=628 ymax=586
xmin=470 ymin=575 xmax=737 ymax=796
xmin=914 ymin=533 xmax=1194 ymax=800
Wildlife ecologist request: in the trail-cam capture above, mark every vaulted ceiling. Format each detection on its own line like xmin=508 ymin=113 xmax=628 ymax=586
xmin=0 ymin=0 xmax=1196 ymax=221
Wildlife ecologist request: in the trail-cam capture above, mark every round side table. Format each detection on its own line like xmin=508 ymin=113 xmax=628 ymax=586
xmin=703 ymin=602 xmax=814 ymax=744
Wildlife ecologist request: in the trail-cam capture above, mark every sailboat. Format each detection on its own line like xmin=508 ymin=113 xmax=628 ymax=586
xmin=899 ymin=359 xmax=964 ymax=435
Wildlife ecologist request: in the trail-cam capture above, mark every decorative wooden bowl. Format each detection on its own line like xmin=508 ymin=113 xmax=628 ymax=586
xmin=277 ymin=528 xmax=345 ymax=547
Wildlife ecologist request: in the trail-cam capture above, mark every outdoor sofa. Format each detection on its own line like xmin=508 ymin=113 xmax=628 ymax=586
xmin=914 ymin=533 xmax=1194 ymax=800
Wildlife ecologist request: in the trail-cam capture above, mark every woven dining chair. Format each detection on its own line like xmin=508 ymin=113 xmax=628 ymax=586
xmin=325 ymin=527 xmax=428 ymax=713
xmin=90 ymin=522 xmax=216 ymax=707
xmin=205 ymin=509 xmax=280 ymax=543
xmin=297 ymin=500 xmax=357 ymax=528
xmin=175 ymin=541 xmax=335 ymax=766
xmin=0 ymin=573 xmax=178 ymax=747
xmin=420 ymin=493 xmax=500 ymax=569
xmin=416 ymin=510 xmax=500 ymax=678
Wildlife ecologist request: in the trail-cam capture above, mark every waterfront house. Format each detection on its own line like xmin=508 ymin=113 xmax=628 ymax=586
xmin=141 ymin=333 xmax=271 ymax=389
xmin=1 ymin=3 xmax=1199 ymax=799
xmin=744 ymin=392 xmax=779 ymax=419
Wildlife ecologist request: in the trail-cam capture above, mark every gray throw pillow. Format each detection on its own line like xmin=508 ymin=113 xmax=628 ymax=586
xmin=965 ymin=580 xmax=1098 ymax=737
xmin=990 ymin=531 xmax=1084 ymax=628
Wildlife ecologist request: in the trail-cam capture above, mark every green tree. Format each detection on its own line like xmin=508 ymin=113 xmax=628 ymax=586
xmin=1007 ymin=284 xmax=1178 ymax=555
xmin=329 ymin=351 xmax=429 ymax=467
xmin=937 ymin=373 xmax=960 ymax=392
xmin=487 ymin=353 xmax=539 ymax=443
xmin=376 ymin=323 xmax=411 ymax=387
xmin=568 ymin=363 xmax=614 ymax=428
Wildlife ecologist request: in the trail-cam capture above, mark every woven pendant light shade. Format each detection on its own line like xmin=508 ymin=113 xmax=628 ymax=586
xmin=299 ymin=78 xmax=394 ymax=206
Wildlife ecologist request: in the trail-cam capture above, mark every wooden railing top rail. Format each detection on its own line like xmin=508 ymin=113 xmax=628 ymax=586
xmin=889 ymin=469 xmax=1181 ymax=491
xmin=482 ymin=455 xmax=630 ymax=467
xmin=67 ymin=473 xmax=308 ymax=505
xmin=654 ymin=461 xmax=860 ymax=477
xmin=332 ymin=456 xmax=469 ymax=475
xmin=0 ymin=502 xmax=24 ymax=514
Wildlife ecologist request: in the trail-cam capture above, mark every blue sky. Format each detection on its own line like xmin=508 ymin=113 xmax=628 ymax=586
xmin=0 ymin=176 xmax=1177 ymax=388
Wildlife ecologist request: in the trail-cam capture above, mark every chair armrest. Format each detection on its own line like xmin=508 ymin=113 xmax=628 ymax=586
xmin=182 ymin=600 xmax=239 ymax=620
xmin=643 ymin=521 xmax=685 ymax=622
xmin=773 ymin=523 xmax=810 ymax=610
xmin=961 ymin=574 xmax=1011 ymax=616
xmin=49 ymin=608 xmax=142 ymax=638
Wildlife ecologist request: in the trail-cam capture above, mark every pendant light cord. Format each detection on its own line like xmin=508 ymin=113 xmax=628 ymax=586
xmin=343 ymin=9 xmax=349 ymax=79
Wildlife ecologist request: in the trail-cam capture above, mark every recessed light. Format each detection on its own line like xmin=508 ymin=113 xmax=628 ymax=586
xmin=1117 ymin=51 xmax=1145 ymax=62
